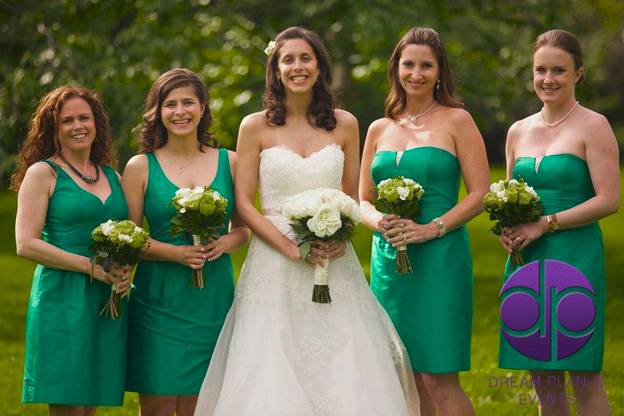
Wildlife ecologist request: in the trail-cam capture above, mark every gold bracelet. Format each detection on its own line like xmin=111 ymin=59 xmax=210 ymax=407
xmin=547 ymin=214 xmax=560 ymax=233
xmin=431 ymin=217 xmax=447 ymax=237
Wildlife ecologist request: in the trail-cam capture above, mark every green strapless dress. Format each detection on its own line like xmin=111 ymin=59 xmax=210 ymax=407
xmin=22 ymin=161 xmax=128 ymax=406
xmin=499 ymin=154 xmax=605 ymax=371
xmin=370 ymin=146 xmax=473 ymax=373
xmin=126 ymin=149 xmax=235 ymax=395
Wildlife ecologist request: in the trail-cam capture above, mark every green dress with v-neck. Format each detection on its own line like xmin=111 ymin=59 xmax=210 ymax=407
xmin=370 ymin=147 xmax=473 ymax=373
xmin=126 ymin=149 xmax=235 ymax=395
xmin=22 ymin=160 xmax=128 ymax=406
xmin=499 ymin=154 xmax=605 ymax=371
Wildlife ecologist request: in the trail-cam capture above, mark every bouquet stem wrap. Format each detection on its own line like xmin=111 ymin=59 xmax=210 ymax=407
xmin=192 ymin=234 xmax=205 ymax=289
xmin=100 ymin=270 xmax=121 ymax=319
xmin=312 ymin=258 xmax=331 ymax=304
xmin=395 ymin=244 xmax=413 ymax=274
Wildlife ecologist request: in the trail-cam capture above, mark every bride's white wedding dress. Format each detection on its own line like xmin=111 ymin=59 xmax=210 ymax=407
xmin=194 ymin=144 xmax=419 ymax=415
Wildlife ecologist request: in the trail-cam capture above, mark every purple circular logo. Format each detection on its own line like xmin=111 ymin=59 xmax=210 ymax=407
xmin=500 ymin=260 xmax=595 ymax=361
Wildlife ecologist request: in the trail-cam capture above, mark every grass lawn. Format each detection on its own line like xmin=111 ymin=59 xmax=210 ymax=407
xmin=1 ymin=168 xmax=622 ymax=415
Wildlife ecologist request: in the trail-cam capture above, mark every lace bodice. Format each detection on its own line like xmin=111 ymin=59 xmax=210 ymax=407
xmin=259 ymin=144 xmax=344 ymax=212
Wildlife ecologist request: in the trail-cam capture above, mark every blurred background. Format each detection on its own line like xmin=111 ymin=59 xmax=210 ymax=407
xmin=1 ymin=0 xmax=623 ymax=180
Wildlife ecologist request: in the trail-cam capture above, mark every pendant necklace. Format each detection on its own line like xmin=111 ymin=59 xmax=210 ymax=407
xmin=57 ymin=152 xmax=100 ymax=184
xmin=541 ymin=101 xmax=579 ymax=127
xmin=399 ymin=101 xmax=437 ymax=127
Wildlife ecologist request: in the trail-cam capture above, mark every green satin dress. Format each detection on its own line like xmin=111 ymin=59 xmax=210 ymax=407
xmin=499 ymin=154 xmax=605 ymax=371
xmin=370 ymin=146 xmax=473 ymax=373
xmin=22 ymin=160 xmax=128 ymax=406
xmin=126 ymin=149 xmax=235 ymax=395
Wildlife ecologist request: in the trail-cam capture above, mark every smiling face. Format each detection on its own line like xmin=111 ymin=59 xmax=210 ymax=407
xmin=398 ymin=44 xmax=439 ymax=100
xmin=160 ymin=85 xmax=205 ymax=138
xmin=57 ymin=97 xmax=96 ymax=154
xmin=533 ymin=45 xmax=582 ymax=105
xmin=276 ymin=38 xmax=320 ymax=94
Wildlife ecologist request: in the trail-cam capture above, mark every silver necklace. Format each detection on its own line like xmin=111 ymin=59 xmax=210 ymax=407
xmin=541 ymin=101 xmax=579 ymax=127
xmin=399 ymin=102 xmax=437 ymax=127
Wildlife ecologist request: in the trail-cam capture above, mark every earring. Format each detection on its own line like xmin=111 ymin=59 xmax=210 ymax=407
xmin=436 ymin=79 xmax=441 ymax=91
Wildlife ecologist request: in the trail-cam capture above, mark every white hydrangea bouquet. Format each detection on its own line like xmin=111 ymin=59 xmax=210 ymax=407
xmin=90 ymin=219 xmax=150 ymax=319
xmin=171 ymin=186 xmax=228 ymax=288
xmin=372 ymin=176 xmax=424 ymax=274
xmin=483 ymin=178 xmax=543 ymax=264
xmin=282 ymin=188 xmax=361 ymax=304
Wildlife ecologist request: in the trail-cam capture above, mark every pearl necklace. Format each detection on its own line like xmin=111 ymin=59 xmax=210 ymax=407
xmin=398 ymin=102 xmax=437 ymax=127
xmin=541 ymin=101 xmax=579 ymax=127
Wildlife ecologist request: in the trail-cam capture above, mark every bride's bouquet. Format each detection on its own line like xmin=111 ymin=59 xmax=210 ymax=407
xmin=283 ymin=188 xmax=360 ymax=304
xmin=372 ymin=176 xmax=424 ymax=274
xmin=90 ymin=219 xmax=150 ymax=319
xmin=483 ymin=179 xmax=543 ymax=264
xmin=171 ymin=186 xmax=228 ymax=288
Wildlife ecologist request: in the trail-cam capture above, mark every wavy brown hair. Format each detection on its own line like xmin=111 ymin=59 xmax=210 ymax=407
xmin=10 ymin=86 xmax=115 ymax=191
xmin=263 ymin=26 xmax=337 ymax=131
xmin=138 ymin=68 xmax=217 ymax=152
xmin=534 ymin=29 xmax=584 ymax=84
xmin=385 ymin=27 xmax=463 ymax=120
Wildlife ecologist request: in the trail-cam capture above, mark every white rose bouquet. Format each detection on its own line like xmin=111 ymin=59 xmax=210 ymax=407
xmin=171 ymin=186 xmax=228 ymax=288
xmin=282 ymin=188 xmax=360 ymax=303
xmin=372 ymin=176 xmax=424 ymax=274
xmin=483 ymin=178 xmax=543 ymax=264
xmin=90 ymin=219 xmax=150 ymax=319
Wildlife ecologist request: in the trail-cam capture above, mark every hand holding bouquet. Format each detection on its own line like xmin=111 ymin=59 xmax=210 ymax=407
xmin=90 ymin=219 xmax=150 ymax=319
xmin=483 ymin=179 xmax=543 ymax=264
xmin=372 ymin=176 xmax=424 ymax=274
xmin=171 ymin=186 xmax=228 ymax=288
xmin=283 ymin=188 xmax=360 ymax=303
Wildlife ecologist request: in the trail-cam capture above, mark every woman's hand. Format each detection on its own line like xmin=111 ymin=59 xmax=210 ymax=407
xmin=383 ymin=217 xmax=439 ymax=247
xmin=91 ymin=263 xmax=132 ymax=294
xmin=303 ymin=240 xmax=346 ymax=268
xmin=204 ymin=235 xmax=237 ymax=262
xmin=377 ymin=214 xmax=399 ymax=233
xmin=174 ymin=244 xmax=208 ymax=269
xmin=502 ymin=217 xmax=549 ymax=252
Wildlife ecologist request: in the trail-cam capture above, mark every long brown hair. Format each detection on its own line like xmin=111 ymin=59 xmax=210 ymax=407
xmin=263 ymin=26 xmax=337 ymax=131
xmin=534 ymin=29 xmax=584 ymax=84
xmin=385 ymin=27 xmax=463 ymax=120
xmin=10 ymin=86 xmax=115 ymax=191
xmin=138 ymin=68 xmax=217 ymax=152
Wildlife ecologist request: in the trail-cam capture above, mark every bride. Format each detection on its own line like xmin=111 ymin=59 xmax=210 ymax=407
xmin=194 ymin=26 xmax=419 ymax=416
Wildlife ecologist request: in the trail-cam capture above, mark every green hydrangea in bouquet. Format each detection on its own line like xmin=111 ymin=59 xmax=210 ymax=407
xmin=483 ymin=178 xmax=543 ymax=264
xmin=171 ymin=186 xmax=228 ymax=288
xmin=372 ymin=176 xmax=424 ymax=274
xmin=91 ymin=219 xmax=150 ymax=319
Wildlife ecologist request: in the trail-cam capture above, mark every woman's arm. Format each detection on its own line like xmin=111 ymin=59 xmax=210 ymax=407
xmin=121 ymin=154 xmax=206 ymax=269
xmin=235 ymin=114 xmax=301 ymax=260
xmin=358 ymin=119 xmax=387 ymax=232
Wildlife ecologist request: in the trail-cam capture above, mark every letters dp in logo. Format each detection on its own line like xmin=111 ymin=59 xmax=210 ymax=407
xmin=500 ymin=260 xmax=595 ymax=361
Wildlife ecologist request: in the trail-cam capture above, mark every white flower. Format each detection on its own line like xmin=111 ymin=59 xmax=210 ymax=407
xmin=509 ymin=179 xmax=519 ymax=186
xmin=496 ymin=190 xmax=508 ymax=202
xmin=118 ymin=233 xmax=132 ymax=244
xmin=397 ymin=186 xmax=410 ymax=201
xmin=180 ymin=207 xmax=186 ymax=213
xmin=525 ymin=185 xmax=539 ymax=200
xmin=101 ymin=219 xmax=115 ymax=236
xmin=212 ymin=190 xmax=222 ymax=201
xmin=490 ymin=181 xmax=504 ymax=193
xmin=264 ymin=40 xmax=276 ymax=56
xmin=307 ymin=204 xmax=342 ymax=238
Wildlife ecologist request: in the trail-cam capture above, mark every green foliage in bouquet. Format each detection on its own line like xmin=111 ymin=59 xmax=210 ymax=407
xmin=372 ymin=176 xmax=424 ymax=220
xmin=90 ymin=219 xmax=150 ymax=272
xmin=483 ymin=178 xmax=544 ymax=236
xmin=171 ymin=186 xmax=228 ymax=242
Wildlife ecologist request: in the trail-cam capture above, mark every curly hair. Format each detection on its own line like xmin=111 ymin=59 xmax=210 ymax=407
xmin=262 ymin=26 xmax=337 ymax=131
xmin=385 ymin=27 xmax=463 ymax=120
xmin=534 ymin=29 xmax=584 ymax=84
xmin=138 ymin=68 xmax=217 ymax=153
xmin=10 ymin=86 xmax=116 ymax=191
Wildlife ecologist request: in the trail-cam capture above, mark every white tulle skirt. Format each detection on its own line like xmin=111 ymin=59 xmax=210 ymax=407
xmin=194 ymin=215 xmax=419 ymax=416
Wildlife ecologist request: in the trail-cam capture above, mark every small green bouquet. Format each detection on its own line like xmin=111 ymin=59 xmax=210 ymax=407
xmin=90 ymin=219 xmax=150 ymax=319
xmin=372 ymin=176 xmax=424 ymax=274
xmin=171 ymin=186 xmax=228 ymax=288
xmin=483 ymin=179 xmax=543 ymax=264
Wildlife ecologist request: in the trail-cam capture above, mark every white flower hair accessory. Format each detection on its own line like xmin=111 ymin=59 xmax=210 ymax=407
xmin=264 ymin=40 xmax=276 ymax=56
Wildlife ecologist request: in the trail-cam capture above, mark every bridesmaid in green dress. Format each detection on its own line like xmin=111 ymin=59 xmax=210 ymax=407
xmin=12 ymin=86 xmax=130 ymax=415
xmin=500 ymin=30 xmax=619 ymax=415
xmin=359 ymin=28 xmax=489 ymax=416
xmin=122 ymin=69 xmax=249 ymax=416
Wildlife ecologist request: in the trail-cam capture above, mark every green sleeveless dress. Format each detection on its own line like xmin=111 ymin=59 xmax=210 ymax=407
xmin=370 ymin=146 xmax=473 ymax=373
xmin=22 ymin=161 xmax=128 ymax=406
xmin=126 ymin=149 xmax=235 ymax=395
xmin=499 ymin=154 xmax=605 ymax=371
